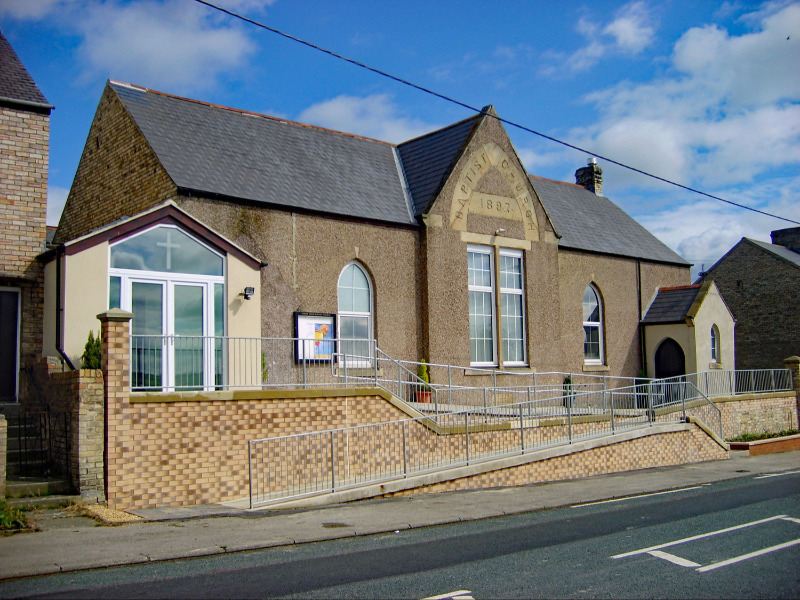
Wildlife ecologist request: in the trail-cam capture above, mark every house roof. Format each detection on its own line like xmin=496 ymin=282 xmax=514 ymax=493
xmin=397 ymin=114 xmax=480 ymax=216
xmin=110 ymin=82 xmax=416 ymax=226
xmin=108 ymin=81 xmax=688 ymax=266
xmin=641 ymin=284 xmax=705 ymax=324
xmin=0 ymin=30 xmax=52 ymax=111
xmin=746 ymin=238 xmax=800 ymax=269
xmin=530 ymin=176 xmax=688 ymax=266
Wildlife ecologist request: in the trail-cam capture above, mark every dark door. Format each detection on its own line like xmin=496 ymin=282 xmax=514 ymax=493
xmin=654 ymin=337 xmax=686 ymax=379
xmin=0 ymin=290 xmax=20 ymax=402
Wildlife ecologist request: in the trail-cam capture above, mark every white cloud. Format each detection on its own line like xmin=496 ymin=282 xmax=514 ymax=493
xmin=73 ymin=1 xmax=256 ymax=92
xmin=47 ymin=185 xmax=69 ymax=227
xmin=297 ymin=95 xmax=437 ymax=143
xmin=0 ymin=0 xmax=70 ymax=20
xmin=602 ymin=1 xmax=655 ymax=53
xmin=574 ymin=2 xmax=800 ymax=193
xmin=541 ymin=1 xmax=656 ymax=75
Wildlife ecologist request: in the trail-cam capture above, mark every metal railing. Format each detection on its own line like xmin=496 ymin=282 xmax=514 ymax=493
xmin=128 ymin=335 xmax=791 ymax=409
xmin=248 ymin=381 xmax=720 ymax=507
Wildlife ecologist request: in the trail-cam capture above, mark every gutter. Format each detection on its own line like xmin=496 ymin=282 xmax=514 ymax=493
xmin=55 ymin=244 xmax=76 ymax=370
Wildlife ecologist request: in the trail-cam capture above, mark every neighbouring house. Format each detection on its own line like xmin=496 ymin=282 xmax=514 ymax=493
xmin=641 ymin=281 xmax=735 ymax=379
xmin=697 ymin=228 xmax=800 ymax=370
xmin=44 ymin=80 xmax=698 ymax=388
xmin=0 ymin=29 xmax=53 ymax=406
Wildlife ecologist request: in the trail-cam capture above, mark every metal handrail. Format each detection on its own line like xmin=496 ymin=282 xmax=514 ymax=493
xmin=247 ymin=381 xmax=722 ymax=507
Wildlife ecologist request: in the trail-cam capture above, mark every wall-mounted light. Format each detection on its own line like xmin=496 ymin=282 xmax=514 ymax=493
xmin=241 ymin=286 xmax=255 ymax=300
xmin=495 ymin=228 xmax=506 ymax=236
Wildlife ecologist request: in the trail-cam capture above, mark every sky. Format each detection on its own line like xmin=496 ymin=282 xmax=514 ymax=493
xmin=2 ymin=0 xmax=799 ymax=279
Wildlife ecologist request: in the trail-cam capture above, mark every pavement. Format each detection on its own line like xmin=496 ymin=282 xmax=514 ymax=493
xmin=0 ymin=450 xmax=798 ymax=580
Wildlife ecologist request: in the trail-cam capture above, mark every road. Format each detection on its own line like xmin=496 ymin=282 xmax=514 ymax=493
xmin=1 ymin=472 xmax=798 ymax=599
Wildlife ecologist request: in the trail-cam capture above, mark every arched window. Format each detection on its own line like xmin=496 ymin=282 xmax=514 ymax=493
xmin=582 ymin=284 xmax=604 ymax=364
xmin=338 ymin=262 xmax=373 ymax=365
xmin=710 ymin=324 xmax=720 ymax=362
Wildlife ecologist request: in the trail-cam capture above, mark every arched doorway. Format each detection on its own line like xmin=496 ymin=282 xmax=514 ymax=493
xmin=654 ymin=338 xmax=686 ymax=379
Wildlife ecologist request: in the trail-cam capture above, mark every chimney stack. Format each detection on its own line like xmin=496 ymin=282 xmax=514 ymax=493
xmin=770 ymin=227 xmax=800 ymax=254
xmin=575 ymin=157 xmax=603 ymax=195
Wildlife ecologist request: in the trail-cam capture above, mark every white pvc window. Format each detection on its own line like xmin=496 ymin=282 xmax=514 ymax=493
xmin=468 ymin=246 xmax=496 ymax=366
xmin=583 ymin=284 xmax=604 ymax=364
xmin=337 ymin=262 xmax=373 ymax=366
xmin=109 ymin=225 xmax=225 ymax=390
xmin=499 ymin=249 xmax=526 ymax=366
xmin=468 ymin=245 xmax=526 ymax=367
xmin=710 ymin=324 xmax=720 ymax=362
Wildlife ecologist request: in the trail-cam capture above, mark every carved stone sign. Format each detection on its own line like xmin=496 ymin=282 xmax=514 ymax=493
xmin=449 ymin=142 xmax=539 ymax=241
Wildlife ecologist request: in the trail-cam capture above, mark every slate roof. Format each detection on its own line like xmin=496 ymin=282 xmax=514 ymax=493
xmin=111 ymin=82 xmax=415 ymax=226
xmin=530 ymin=175 xmax=689 ymax=266
xmin=747 ymin=238 xmax=800 ymax=269
xmin=0 ymin=29 xmax=51 ymax=110
xmin=641 ymin=285 xmax=702 ymax=324
xmin=108 ymin=82 xmax=689 ymax=266
xmin=397 ymin=115 xmax=479 ymax=215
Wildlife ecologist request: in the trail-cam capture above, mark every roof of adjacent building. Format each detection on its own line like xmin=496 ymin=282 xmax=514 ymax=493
xmin=108 ymin=81 xmax=688 ymax=266
xmin=746 ymin=238 xmax=800 ymax=269
xmin=0 ymin=29 xmax=52 ymax=111
xmin=641 ymin=284 xmax=705 ymax=324
xmin=529 ymin=176 xmax=688 ymax=265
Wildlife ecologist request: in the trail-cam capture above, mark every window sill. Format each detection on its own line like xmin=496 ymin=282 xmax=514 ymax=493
xmin=709 ymin=362 xmax=723 ymax=370
xmin=582 ymin=364 xmax=610 ymax=373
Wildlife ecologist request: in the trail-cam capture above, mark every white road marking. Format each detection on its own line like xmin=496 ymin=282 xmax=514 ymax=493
xmin=422 ymin=590 xmax=474 ymax=600
xmin=612 ymin=515 xmax=788 ymax=559
xmin=782 ymin=517 xmax=800 ymax=524
xmin=572 ymin=486 xmax=704 ymax=507
xmin=754 ymin=470 xmax=800 ymax=479
xmin=696 ymin=538 xmax=800 ymax=572
xmin=647 ymin=550 xmax=701 ymax=568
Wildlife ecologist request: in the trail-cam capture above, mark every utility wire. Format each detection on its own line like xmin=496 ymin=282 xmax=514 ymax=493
xmin=194 ymin=0 xmax=800 ymax=226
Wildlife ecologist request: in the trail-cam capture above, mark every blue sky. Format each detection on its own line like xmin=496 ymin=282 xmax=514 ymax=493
xmin=2 ymin=0 xmax=798 ymax=278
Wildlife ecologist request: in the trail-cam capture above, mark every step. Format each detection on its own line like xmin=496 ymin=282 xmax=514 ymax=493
xmin=6 ymin=494 xmax=83 ymax=510
xmin=5 ymin=478 xmax=74 ymax=499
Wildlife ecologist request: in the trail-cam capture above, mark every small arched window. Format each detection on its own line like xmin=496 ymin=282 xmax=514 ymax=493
xmin=710 ymin=324 xmax=720 ymax=362
xmin=583 ymin=284 xmax=604 ymax=364
xmin=337 ymin=262 xmax=373 ymax=365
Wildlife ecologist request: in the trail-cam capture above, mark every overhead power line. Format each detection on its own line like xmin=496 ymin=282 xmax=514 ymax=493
xmin=194 ymin=0 xmax=800 ymax=226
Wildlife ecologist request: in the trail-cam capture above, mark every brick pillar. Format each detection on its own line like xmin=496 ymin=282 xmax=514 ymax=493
xmin=784 ymin=356 xmax=800 ymax=424
xmin=98 ymin=309 xmax=133 ymax=509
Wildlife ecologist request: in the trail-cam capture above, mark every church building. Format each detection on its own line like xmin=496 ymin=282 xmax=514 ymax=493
xmin=44 ymin=81 xmax=701 ymax=388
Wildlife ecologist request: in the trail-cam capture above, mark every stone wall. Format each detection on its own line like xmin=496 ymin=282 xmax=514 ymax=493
xmin=716 ymin=392 xmax=799 ymax=439
xmin=701 ymin=241 xmax=800 ymax=370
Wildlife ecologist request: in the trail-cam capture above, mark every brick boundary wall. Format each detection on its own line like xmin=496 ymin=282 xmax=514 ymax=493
xmin=382 ymin=424 xmax=728 ymax=498
xmin=92 ymin=313 xmax=798 ymax=511
xmin=45 ymin=369 xmax=105 ymax=499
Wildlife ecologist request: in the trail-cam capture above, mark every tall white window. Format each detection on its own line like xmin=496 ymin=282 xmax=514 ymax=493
xmin=468 ymin=245 xmax=526 ymax=367
xmin=337 ymin=262 xmax=373 ymax=366
xmin=582 ymin=284 xmax=604 ymax=364
xmin=710 ymin=324 xmax=720 ymax=362
xmin=499 ymin=250 xmax=526 ymax=365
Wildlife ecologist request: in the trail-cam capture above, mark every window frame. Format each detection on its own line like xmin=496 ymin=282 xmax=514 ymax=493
xmin=467 ymin=244 xmax=527 ymax=368
xmin=710 ymin=324 xmax=720 ymax=363
xmin=337 ymin=261 xmax=374 ymax=367
xmin=582 ymin=284 xmax=604 ymax=365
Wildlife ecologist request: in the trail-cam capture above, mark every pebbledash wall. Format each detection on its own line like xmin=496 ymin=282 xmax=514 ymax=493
xmin=90 ymin=309 xmax=787 ymax=512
